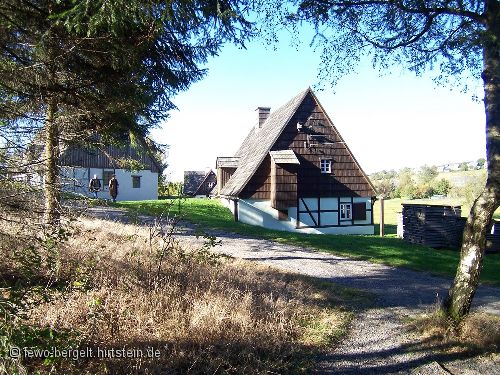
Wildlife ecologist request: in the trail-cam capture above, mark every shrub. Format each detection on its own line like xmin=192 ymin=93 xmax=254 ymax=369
xmin=411 ymin=308 xmax=499 ymax=353
xmin=432 ymin=178 xmax=452 ymax=196
xmin=158 ymin=181 xmax=183 ymax=198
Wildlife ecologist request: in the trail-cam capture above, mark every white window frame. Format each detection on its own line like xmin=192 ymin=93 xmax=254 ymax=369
xmin=340 ymin=203 xmax=352 ymax=220
xmin=208 ymin=182 xmax=215 ymax=188
xmin=320 ymin=159 xmax=332 ymax=174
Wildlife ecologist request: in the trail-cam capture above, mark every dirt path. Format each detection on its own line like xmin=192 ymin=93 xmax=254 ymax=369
xmin=87 ymin=207 xmax=500 ymax=374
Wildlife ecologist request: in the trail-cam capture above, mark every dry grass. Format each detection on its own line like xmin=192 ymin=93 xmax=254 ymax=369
xmin=1 ymin=217 xmax=356 ymax=374
xmin=411 ymin=307 xmax=500 ymax=354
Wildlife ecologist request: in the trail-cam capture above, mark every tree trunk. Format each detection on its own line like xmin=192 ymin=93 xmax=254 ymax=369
xmin=43 ymin=98 xmax=60 ymax=224
xmin=444 ymin=2 xmax=500 ymax=320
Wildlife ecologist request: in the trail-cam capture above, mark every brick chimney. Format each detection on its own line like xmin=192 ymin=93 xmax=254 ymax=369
xmin=256 ymin=107 xmax=271 ymax=128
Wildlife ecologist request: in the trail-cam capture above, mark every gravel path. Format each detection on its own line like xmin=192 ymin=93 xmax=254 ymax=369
xmin=87 ymin=207 xmax=500 ymax=374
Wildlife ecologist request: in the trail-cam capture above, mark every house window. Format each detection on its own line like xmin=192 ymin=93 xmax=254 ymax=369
xmin=340 ymin=203 xmax=352 ymax=220
xmin=132 ymin=175 xmax=141 ymax=188
xmin=208 ymin=182 xmax=215 ymax=188
xmin=103 ymin=170 xmax=114 ymax=189
xmin=320 ymin=159 xmax=332 ymax=174
xmin=353 ymin=202 xmax=367 ymax=221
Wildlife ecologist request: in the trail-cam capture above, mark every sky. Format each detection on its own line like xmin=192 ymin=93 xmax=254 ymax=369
xmin=150 ymin=30 xmax=486 ymax=182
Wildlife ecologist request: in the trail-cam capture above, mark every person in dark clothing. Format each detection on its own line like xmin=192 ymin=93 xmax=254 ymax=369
xmin=89 ymin=174 xmax=101 ymax=199
xmin=108 ymin=175 xmax=119 ymax=202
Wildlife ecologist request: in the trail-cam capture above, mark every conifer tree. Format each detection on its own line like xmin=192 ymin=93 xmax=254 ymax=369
xmin=0 ymin=0 xmax=251 ymax=223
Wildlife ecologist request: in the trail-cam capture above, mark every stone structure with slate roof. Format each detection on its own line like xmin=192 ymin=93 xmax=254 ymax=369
xmin=217 ymin=88 xmax=376 ymax=234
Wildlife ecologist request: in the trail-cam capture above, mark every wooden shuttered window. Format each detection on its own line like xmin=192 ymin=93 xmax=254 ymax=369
xmin=352 ymin=202 xmax=367 ymax=221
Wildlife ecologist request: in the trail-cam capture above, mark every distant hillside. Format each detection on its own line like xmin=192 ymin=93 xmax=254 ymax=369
xmin=437 ymin=169 xmax=486 ymax=188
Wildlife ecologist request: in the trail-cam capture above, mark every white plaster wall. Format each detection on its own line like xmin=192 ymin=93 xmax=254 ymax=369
xmin=220 ymin=198 xmax=235 ymax=214
xmin=235 ymin=198 xmax=374 ymax=235
xmin=60 ymin=167 xmax=158 ymax=201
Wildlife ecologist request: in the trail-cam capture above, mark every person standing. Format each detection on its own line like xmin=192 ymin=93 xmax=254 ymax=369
xmin=109 ymin=175 xmax=119 ymax=203
xmin=88 ymin=174 xmax=101 ymax=199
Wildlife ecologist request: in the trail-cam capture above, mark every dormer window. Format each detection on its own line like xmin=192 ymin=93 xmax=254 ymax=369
xmin=320 ymin=159 xmax=332 ymax=174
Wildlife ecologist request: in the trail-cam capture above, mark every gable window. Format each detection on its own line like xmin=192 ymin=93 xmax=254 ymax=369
xmin=320 ymin=159 xmax=332 ymax=174
xmin=340 ymin=203 xmax=352 ymax=220
xmin=132 ymin=175 xmax=141 ymax=188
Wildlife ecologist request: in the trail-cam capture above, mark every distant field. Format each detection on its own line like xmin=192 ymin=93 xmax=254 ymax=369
xmin=436 ymin=169 xmax=486 ymax=187
xmin=116 ymin=198 xmax=500 ymax=285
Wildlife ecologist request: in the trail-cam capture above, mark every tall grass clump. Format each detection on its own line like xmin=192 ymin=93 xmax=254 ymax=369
xmin=410 ymin=307 xmax=500 ymax=354
xmin=1 ymin=213 xmax=354 ymax=374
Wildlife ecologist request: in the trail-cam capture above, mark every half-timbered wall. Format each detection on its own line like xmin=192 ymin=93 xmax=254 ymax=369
xmin=296 ymin=196 xmax=372 ymax=228
xmin=232 ymin=198 xmax=374 ymax=234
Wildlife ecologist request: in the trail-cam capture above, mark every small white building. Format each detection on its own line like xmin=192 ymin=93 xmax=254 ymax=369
xmin=59 ymin=143 xmax=160 ymax=201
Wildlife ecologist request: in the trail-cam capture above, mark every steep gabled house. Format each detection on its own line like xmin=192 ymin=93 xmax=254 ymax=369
xmin=183 ymin=170 xmax=216 ymax=197
xmin=217 ymin=88 xmax=376 ymax=234
xmin=59 ymin=143 xmax=160 ymax=201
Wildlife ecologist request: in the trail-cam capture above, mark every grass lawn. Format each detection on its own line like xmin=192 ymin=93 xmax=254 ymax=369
xmin=116 ymin=198 xmax=500 ymax=285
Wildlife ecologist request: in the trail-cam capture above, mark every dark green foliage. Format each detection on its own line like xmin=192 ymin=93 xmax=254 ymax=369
xmin=0 ymin=0 xmax=252 ymax=220
xmin=459 ymin=162 xmax=470 ymax=171
xmin=0 ymin=0 xmax=252 ymax=142
xmin=476 ymin=158 xmax=486 ymax=169
xmin=433 ymin=178 xmax=452 ymax=196
xmin=418 ymin=165 xmax=439 ymax=185
xmin=158 ymin=180 xmax=183 ymax=197
xmin=257 ymin=0 xmax=485 ymax=89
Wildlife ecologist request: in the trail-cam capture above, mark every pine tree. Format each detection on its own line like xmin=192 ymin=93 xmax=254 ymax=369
xmin=0 ymin=0 xmax=252 ymax=223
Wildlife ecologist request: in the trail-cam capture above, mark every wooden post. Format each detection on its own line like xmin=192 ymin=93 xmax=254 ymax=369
xmin=234 ymin=199 xmax=239 ymax=222
xmin=380 ymin=197 xmax=385 ymax=237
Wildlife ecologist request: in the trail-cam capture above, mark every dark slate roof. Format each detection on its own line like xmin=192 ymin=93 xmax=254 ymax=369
xmin=183 ymin=171 xmax=207 ymax=195
xmin=59 ymin=140 xmax=161 ymax=173
xmin=220 ymin=88 xmax=309 ymax=196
